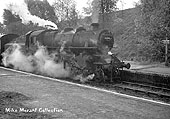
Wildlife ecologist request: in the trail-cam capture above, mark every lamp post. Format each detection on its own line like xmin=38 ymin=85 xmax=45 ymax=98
xmin=162 ymin=37 xmax=169 ymax=66
xmin=163 ymin=26 xmax=170 ymax=66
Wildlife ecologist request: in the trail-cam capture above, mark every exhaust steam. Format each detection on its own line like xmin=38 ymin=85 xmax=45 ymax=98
xmin=2 ymin=43 xmax=94 ymax=82
xmin=2 ymin=43 xmax=69 ymax=78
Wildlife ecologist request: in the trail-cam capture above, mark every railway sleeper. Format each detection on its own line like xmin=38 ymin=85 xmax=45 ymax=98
xmin=115 ymin=85 xmax=170 ymax=98
xmin=120 ymin=81 xmax=170 ymax=94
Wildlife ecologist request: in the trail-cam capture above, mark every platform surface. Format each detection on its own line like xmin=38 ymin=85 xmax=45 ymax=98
xmin=125 ymin=61 xmax=170 ymax=76
xmin=0 ymin=67 xmax=170 ymax=119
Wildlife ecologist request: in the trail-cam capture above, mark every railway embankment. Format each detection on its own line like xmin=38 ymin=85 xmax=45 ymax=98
xmin=121 ymin=62 xmax=170 ymax=88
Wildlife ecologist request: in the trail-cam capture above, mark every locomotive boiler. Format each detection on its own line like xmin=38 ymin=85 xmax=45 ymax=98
xmin=2 ymin=23 xmax=130 ymax=82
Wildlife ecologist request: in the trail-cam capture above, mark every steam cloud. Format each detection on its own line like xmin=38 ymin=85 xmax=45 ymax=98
xmin=0 ymin=0 xmax=58 ymax=29
xmin=2 ymin=43 xmax=69 ymax=78
xmin=2 ymin=43 xmax=94 ymax=82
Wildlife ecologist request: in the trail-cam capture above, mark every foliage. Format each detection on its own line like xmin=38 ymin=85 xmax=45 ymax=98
xmin=83 ymin=0 xmax=118 ymax=14
xmin=53 ymin=0 xmax=74 ymax=21
xmin=99 ymin=0 xmax=118 ymax=14
xmin=83 ymin=0 xmax=118 ymax=15
xmin=52 ymin=0 xmax=79 ymax=29
xmin=0 ymin=23 xmax=5 ymax=34
xmin=68 ymin=4 xmax=79 ymax=27
xmin=83 ymin=0 xmax=118 ymax=29
xmin=25 ymin=0 xmax=58 ymax=24
xmin=3 ymin=9 xmax=21 ymax=25
xmin=2 ymin=0 xmax=79 ymax=34
xmin=82 ymin=0 xmax=93 ymax=15
xmin=3 ymin=8 xmax=43 ymax=35
xmin=135 ymin=0 xmax=170 ymax=61
xmin=116 ymin=0 xmax=170 ymax=62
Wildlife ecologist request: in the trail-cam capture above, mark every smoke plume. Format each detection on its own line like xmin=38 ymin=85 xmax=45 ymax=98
xmin=0 ymin=0 xmax=57 ymax=29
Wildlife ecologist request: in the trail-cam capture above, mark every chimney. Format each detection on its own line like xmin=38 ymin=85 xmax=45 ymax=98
xmin=91 ymin=23 xmax=99 ymax=31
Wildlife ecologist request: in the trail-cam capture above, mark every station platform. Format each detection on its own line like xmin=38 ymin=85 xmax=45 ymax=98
xmin=122 ymin=61 xmax=170 ymax=87
xmin=125 ymin=61 xmax=170 ymax=76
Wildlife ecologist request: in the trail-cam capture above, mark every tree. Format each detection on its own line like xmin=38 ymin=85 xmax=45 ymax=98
xmin=3 ymin=4 xmax=43 ymax=35
xmin=136 ymin=0 xmax=170 ymax=61
xmin=26 ymin=0 xmax=58 ymax=24
xmin=83 ymin=0 xmax=93 ymax=15
xmin=83 ymin=0 xmax=118 ymax=28
xmin=68 ymin=4 xmax=79 ymax=27
xmin=100 ymin=0 xmax=118 ymax=13
xmin=3 ymin=9 xmax=21 ymax=25
xmin=53 ymin=0 xmax=76 ymax=21
xmin=53 ymin=0 xmax=79 ymax=29
xmin=84 ymin=0 xmax=118 ymax=14
xmin=99 ymin=0 xmax=118 ymax=28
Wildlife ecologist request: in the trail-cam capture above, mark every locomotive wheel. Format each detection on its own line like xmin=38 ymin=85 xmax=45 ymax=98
xmin=93 ymin=67 xmax=105 ymax=82
xmin=110 ymin=66 xmax=121 ymax=82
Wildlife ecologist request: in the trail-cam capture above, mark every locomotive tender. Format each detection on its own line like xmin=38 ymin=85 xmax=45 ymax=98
xmin=1 ymin=23 xmax=130 ymax=82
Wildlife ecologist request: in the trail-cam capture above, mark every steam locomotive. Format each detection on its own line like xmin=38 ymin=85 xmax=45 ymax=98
xmin=0 ymin=23 xmax=130 ymax=82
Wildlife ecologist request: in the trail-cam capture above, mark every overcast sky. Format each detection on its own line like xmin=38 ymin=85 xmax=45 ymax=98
xmin=75 ymin=0 xmax=140 ymax=11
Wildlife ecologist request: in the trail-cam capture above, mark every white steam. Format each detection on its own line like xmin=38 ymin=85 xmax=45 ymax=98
xmin=2 ymin=43 xmax=69 ymax=78
xmin=2 ymin=43 xmax=96 ymax=82
xmin=0 ymin=0 xmax=57 ymax=29
xmin=2 ymin=44 xmax=34 ymax=72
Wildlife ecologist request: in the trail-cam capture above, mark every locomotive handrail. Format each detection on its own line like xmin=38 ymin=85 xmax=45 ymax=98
xmin=68 ymin=47 xmax=98 ymax=49
xmin=93 ymin=62 xmax=109 ymax=65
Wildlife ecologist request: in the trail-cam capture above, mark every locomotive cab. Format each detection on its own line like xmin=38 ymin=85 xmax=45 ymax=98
xmin=0 ymin=34 xmax=19 ymax=63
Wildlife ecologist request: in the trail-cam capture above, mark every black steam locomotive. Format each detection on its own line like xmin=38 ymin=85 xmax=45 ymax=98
xmin=0 ymin=23 xmax=130 ymax=82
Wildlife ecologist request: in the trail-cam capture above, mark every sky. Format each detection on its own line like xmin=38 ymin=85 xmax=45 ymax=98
xmin=75 ymin=0 xmax=140 ymax=12
xmin=0 ymin=0 xmax=140 ymax=24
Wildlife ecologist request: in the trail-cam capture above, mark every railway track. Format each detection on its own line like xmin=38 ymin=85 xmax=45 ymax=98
xmin=87 ymin=80 xmax=170 ymax=103
xmin=113 ymin=81 xmax=170 ymax=103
